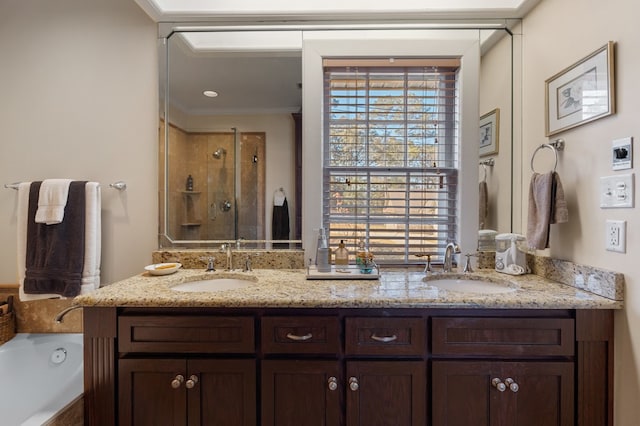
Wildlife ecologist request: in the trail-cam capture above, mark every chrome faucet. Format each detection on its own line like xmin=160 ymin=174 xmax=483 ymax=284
xmin=443 ymin=242 xmax=461 ymax=272
xmin=221 ymin=244 xmax=233 ymax=271
xmin=54 ymin=305 xmax=82 ymax=323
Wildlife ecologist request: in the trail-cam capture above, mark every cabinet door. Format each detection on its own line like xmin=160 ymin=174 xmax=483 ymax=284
xmin=188 ymin=359 xmax=256 ymax=426
xmin=119 ymin=359 xmax=187 ymax=426
xmin=432 ymin=361 xmax=574 ymax=426
xmin=432 ymin=361 xmax=497 ymax=426
xmin=346 ymin=361 xmax=426 ymax=426
xmin=509 ymin=362 xmax=574 ymax=426
xmin=262 ymin=360 xmax=342 ymax=426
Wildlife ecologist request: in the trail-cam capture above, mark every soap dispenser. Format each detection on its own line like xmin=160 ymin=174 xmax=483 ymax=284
xmin=334 ymin=240 xmax=350 ymax=266
xmin=315 ymin=228 xmax=331 ymax=272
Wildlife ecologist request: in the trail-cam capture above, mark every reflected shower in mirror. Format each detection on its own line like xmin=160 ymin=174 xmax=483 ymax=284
xmin=160 ymin=31 xmax=303 ymax=247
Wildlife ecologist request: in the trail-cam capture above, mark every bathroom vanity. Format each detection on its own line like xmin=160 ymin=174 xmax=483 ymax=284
xmin=76 ymin=268 xmax=620 ymax=426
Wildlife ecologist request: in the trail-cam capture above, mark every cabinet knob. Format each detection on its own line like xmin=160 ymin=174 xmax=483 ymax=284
xmin=328 ymin=376 xmax=338 ymax=391
xmin=491 ymin=378 xmax=506 ymax=392
xmin=505 ymin=378 xmax=519 ymax=393
xmin=171 ymin=374 xmax=185 ymax=389
xmin=186 ymin=375 xmax=199 ymax=389
xmin=370 ymin=333 xmax=398 ymax=343
xmin=349 ymin=377 xmax=359 ymax=392
xmin=286 ymin=332 xmax=313 ymax=341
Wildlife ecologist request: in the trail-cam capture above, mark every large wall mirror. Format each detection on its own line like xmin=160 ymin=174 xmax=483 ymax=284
xmin=159 ymin=24 xmax=520 ymax=250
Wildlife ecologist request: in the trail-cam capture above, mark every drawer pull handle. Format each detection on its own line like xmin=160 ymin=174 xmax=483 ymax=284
xmin=491 ymin=378 xmax=506 ymax=392
xmin=370 ymin=333 xmax=398 ymax=343
xmin=286 ymin=332 xmax=313 ymax=341
xmin=349 ymin=377 xmax=359 ymax=391
xmin=171 ymin=374 xmax=184 ymax=389
xmin=186 ymin=375 xmax=199 ymax=389
xmin=328 ymin=376 xmax=338 ymax=391
xmin=505 ymin=378 xmax=519 ymax=393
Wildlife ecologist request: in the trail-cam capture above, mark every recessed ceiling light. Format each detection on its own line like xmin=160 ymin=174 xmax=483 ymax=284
xmin=203 ymin=90 xmax=219 ymax=98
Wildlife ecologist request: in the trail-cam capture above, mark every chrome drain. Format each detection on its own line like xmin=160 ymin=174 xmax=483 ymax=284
xmin=50 ymin=347 xmax=67 ymax=364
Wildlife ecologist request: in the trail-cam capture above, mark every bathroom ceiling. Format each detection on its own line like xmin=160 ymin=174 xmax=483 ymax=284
xmin=154 ymin=0 xmax=541 ymax=117
xmin=135 ymin=0 xmax=541 ymax=22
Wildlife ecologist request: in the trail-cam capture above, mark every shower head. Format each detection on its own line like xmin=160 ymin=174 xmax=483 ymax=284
xmin=212 ymin=148 xmax=227 ymax=159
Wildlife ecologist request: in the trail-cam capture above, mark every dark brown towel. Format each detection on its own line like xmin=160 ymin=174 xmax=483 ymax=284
xmin=24 ymin=181 xmax=87 ymax=297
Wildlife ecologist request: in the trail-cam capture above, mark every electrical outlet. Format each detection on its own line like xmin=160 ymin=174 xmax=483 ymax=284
xmin=605 ymin=220 xmax=626 ymax=253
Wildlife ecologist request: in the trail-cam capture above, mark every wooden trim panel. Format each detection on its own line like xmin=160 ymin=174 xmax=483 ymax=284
xmin=432 ymin=317 xmax=575 ymax=357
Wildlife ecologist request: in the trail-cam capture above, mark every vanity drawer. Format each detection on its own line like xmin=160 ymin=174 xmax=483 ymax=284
xmin=261 ymin=316 xmax=340 ymax=354
xmin=118 ymin=315 xmax=255 ymax=354
xmin=432 ymin=317 xmax=575 ymax=357
xmin=345 ymin=317 xmax=426 ymax=357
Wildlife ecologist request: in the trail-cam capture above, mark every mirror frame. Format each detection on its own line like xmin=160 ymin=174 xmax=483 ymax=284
xmin=158 ymin=21 xmax=522 ymax=250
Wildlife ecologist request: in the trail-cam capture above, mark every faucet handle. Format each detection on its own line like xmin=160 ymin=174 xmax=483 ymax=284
xmin=206 ymin=257 xmax=216 ymax=272
xmin=244 ymin=255 xmax=253 ymax=272
xmin=424 ymin=254 xmax=432 ymax=274
xmin=463 ymin=253 xmax=477 ymax=273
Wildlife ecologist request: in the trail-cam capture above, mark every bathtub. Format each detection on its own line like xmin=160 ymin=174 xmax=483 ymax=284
xmin=0 ymin=333 xmax=83 ymax=425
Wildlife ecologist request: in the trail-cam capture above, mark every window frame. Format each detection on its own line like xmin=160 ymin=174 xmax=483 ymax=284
xmin=322 ymin=64 xmax=461 ymax=264
xmin=302 ymin=31 xmax=481 ymax=264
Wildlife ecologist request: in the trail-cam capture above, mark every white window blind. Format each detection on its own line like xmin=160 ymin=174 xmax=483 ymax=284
xmin=323 ymin=61 xmax=460 ymax=264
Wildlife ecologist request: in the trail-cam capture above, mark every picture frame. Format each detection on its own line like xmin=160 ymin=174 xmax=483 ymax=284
xmin=545 ymin=41 xmax=615 ymax=136
xmin=479 ymin=108 xmax=499 ymax=157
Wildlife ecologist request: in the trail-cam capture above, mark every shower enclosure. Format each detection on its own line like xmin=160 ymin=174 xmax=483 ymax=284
xmin=162 ymin=126 xmax=266 ymax=242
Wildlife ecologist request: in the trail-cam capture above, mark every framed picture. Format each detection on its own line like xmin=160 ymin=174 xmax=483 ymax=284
xmin=479 ymin=108 xmax=499 ymax=157
xmin=545 ymin=41 xmax=615 ymax=136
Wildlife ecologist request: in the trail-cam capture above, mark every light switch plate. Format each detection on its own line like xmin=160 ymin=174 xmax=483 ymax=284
xmin=600 ymin=173 xmax=634 ymax=208
xmin=612 ymin=137 xmax=633 ymax=170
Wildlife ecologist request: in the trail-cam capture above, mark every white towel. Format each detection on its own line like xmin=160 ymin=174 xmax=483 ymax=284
xmin=273 ymin=189 xmax=286 ymax=207
xmin=18 ymin=181 xmax=102 ymax=300
xmin=35 ymin=179 xmax=73 ymax=224
xmin=80 ymin=182 xmax=101 ymax=294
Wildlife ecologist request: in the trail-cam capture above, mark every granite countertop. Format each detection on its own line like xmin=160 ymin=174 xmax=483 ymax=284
xmin=73 ymin=267 xmax=623 ymax=310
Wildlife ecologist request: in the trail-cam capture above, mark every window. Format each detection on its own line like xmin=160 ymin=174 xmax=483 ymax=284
xmin=323 ymin=59 xmax=461 ymax=264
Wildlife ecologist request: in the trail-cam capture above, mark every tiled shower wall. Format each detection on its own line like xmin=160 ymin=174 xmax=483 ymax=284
xmin=161 ymin=122 xmax=265 ymax=242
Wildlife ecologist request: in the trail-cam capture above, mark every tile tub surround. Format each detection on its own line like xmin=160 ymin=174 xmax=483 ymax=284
xmin=0 ymin=286 xmax=82 ymax=333
xmin=73 ymin=267 xmax=622 ymax=310
xmin=152 ymin=249 xmax=305 ymax=270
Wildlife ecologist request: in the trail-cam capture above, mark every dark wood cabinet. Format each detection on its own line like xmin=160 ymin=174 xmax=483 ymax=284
xmin=83 ymin=307 xmax=614 ymax=426
xmin=261 ymin=315 xmax=426 ymax=426
xmin=119 ymin=358 xmax=256 ymax=426
xmin=346 ymin=361 xmax=426 ymax=426
xmin=432 ymin=361 xmax=574 ymax=426
xmin=262 ymin=360 xmax=342 ymax=426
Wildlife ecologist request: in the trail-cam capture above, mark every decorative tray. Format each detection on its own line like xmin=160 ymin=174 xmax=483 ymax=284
xmin=306 ymin=264 xmax=380 ymax=280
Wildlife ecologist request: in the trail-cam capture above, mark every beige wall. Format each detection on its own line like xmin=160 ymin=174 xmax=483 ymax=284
xmin=521 ymin=1 xmax=640 ymax=424
xmin=1 ymin=0 xmax=638 ymax=422
xmin=0 ymin=0 xmax=158 ymax=286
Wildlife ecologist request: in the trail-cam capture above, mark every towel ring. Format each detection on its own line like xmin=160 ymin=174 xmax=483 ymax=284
xmin=530 ymin=143 xmax=558 ymax=173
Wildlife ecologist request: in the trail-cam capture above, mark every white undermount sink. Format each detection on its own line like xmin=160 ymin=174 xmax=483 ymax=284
xmin=424 ymin=276 xmax=517 ymax=294
xmin=171 ymin=277 xmax=256 ymax=292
